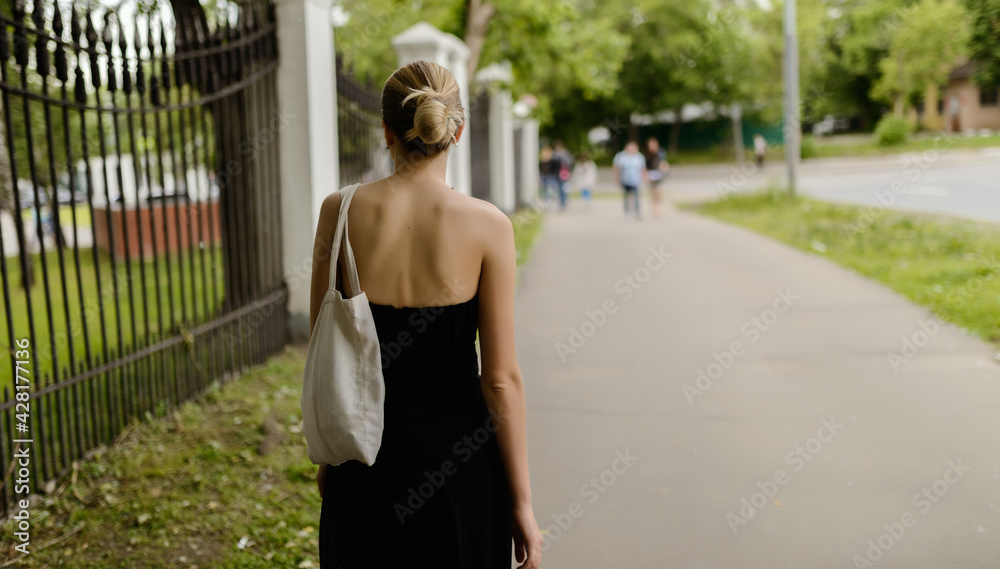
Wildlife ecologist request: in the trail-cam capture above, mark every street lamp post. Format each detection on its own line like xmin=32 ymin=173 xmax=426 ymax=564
xmin=783 ymin=0 xmax=800 ymax=197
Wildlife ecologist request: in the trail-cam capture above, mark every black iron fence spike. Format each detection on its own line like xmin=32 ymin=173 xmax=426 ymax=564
xmin=136 ymin=57 xmax=144 ymax=95
xmin=146 ymin=15 xmax=155 ymax=54
xmin=85 ymin=9 xmax=96 ymax=46
xmin=71 ymin=4 xmax=81 ymax=43
xmin=117 ymin=12 xmax=127 ymax=52
xmin=13 ymin=0 xmax=27 ymax=67
xmin=133 ymin=18 xmax=143 ymax=51
xmin=102 ymin=12 xmax=112 ymax=51
xmin=150 ymin=74 xmax=159 ymax=105
xmin=55 ymin=41 xmax=68 ymax=82
xmin=121 ymin=18 xmax=132 ymax=94
xmin=53 ymin=3 xmax=64 ymax=35
xmin=74 ymin=62 xmax=86 ymax=102
xmin=35 ymin=34 xmax=49 ymax=76
xmin=30 ymin=0 xmax=43 ymax=28
xmin=0 ymin=19 xmax=9 ymax=63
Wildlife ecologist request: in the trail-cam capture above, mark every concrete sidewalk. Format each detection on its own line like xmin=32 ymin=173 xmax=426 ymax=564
xmin=514 ymin=198 xmax=1000 ymax=568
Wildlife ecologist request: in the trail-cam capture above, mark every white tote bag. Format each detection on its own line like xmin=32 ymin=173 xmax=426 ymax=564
xmin=300 ymin=183 xmax=385 ymax=466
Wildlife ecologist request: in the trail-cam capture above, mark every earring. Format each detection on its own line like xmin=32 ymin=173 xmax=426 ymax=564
xmin=385 ymin=144 xmax=390 ymax=149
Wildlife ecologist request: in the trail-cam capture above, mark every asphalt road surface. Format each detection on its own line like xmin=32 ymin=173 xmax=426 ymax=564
xmin=598 ymin=147 xmax=1000 ymax=223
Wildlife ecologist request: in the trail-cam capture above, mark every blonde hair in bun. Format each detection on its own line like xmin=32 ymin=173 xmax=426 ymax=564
xmin=382 ymin=61 xmax=465 ymax=156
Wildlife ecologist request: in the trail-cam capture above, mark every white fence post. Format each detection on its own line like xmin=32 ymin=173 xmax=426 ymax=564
xmin=515 ymin=118 xmax=539 ymax=208
xmin=392 ymin=22 xmax=471 ymax=195
xmin=275 ymin=0 xmax=339 ymax=341
xmin=474 ymin=63 xmax=515 ymax=212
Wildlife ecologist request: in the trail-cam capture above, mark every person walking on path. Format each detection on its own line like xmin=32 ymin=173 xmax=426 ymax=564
xmin=539 ymin=145 xmax=558 ymax=205
xmin=311 ymin=60 xmax=542 ymax=569
xmin=553 ymin=141 xmax=574 ymax=211
xmin=754 ymin=133 xmax=767 ymax=166
xmin=643 ymin=137 xmax=669 ymax=218
xmin=613 ymin=141 xmax=647 ymax=219
xmin=572 ymin=152 xmax=597 ymax=209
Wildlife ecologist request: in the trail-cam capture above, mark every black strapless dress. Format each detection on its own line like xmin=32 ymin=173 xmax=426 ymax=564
xmin=319 ymin=295 xmax=512 ymax=568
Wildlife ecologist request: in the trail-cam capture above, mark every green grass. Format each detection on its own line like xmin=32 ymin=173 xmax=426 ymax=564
xmin=0 ymin=346 xmax=322 ymax=568
xmin=809 ymin=133 xmax=1000 ymax=159
xmin=2 ymin=244 xmax=225 ymax=390
xmin=688 ymin=189 xmax=1000 ymax=345
xmin=511 ymin=207 xmax=545 ymax=268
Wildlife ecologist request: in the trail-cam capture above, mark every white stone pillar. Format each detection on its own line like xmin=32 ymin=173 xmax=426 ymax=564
xmin=475 ymin=63 xmax=515 ymax=212
xmin=515 ymin=118 xmax=539 ymax=208
xmin=392 ymin=22 xmax=471 ymax=195
xmin=275 ymin=0 xmax=339 ymax=341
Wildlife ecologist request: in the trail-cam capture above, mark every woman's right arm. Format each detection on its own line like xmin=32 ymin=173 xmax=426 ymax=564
xmin=477 ymin=208 xmax=542 ymax=569
xmin=310 ymin=192 xmax=341 ymax=498
xmin=310 ymin=192 xmax=341 ymax=336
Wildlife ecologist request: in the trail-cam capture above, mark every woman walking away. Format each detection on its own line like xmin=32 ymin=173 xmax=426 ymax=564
xmin=644 ymin=137 xmax=669 ymax=218
xmin=310 ymin=60 xmax=542 ymax=569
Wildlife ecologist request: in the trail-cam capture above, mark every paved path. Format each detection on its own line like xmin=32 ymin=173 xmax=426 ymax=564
xmin=514 ymin=198 xmax=1000 ymax=568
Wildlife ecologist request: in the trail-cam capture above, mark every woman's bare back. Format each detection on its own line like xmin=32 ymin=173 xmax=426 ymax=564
xmin=334 ymin=177 xmax=499 ymax=308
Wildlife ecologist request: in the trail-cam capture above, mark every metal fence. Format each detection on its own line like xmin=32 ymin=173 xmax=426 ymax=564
xmin=336 ymin=59 xmax=391 ymax=188
xmin=0 ymin=0 xmax=287 ymax=516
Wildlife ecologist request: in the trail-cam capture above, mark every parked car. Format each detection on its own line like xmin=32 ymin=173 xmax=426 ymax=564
xmin=812 ymin=115 xmax=852 ymax=136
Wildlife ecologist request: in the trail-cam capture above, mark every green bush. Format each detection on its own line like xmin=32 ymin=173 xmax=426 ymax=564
xmin=800 ymin=135 xmax=817 ymax=158
xmin=874 ymin=115 xmax=909 ymax=146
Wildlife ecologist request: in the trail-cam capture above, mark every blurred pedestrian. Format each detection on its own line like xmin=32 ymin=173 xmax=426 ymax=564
xmin=754 ymin=134 xmax=767 ymax=166
xmin=613 ymin=141 xmax=646 ymax=219
xmin=643 ymin=137 xmax=669 ymax=218
xmin=553 ymin=141 xmax=574 ymax=211
xmin=539 ymin=146 xmax=558 ymax=204
xmin=573 ymin=151 xmax=597 ymax=209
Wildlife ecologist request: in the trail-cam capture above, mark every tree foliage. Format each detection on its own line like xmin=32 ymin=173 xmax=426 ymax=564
xmin=966 ymin=0 xmax=1000 ymax=88
xmin=331 ymin=0 xmax=982 ymax=150
xmin=871 ymin=0 xmax=968 ymax=110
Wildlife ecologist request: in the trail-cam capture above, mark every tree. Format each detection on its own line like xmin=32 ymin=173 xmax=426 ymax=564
xmin=331 ymin=0 xmax=628 ymax=140
xmin=966 ymin=0 xmax=1000 ymax=89
xmin=871 ymin=0 xmax=968 ymax=118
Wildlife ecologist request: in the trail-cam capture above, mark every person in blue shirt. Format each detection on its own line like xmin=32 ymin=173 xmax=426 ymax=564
xmin=613 ymin=141 xmax=647 ymax=219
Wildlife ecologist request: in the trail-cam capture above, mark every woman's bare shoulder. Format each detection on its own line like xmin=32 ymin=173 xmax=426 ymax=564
xmin=452 ymin=191 xmax=511 ymax=226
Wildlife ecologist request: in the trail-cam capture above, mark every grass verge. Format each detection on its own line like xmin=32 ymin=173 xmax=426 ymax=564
xmin=511 ymin=207 xmax=545 ymax=268
xmin=687 ymin=190 xmax=1000 ymax=345
xmin=809 ymin=133 xmax=1000 ymax=159
xmin=1 ymin=346 xmax=322 ymax=568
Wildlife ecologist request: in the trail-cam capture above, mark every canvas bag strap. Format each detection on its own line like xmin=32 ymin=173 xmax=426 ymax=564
xmin=328 ymin=183 xmax=362 ymax=296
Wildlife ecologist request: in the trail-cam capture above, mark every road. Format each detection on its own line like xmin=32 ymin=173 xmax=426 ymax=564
xmin=514 ymin=197 xmax=1000 ymax=568
xmin=596 ymin=147 xmax=1000 ymax=223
